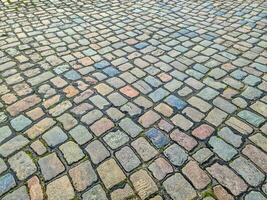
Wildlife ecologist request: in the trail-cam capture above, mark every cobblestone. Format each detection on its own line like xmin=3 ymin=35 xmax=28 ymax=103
xmin=0 ymin=0 xmax=266 ymax=198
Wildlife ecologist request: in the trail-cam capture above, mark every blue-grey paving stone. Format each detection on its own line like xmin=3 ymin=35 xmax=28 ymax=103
xmin=119 ymin=118 xmax=143 ymax=138
xmin=10 ymin=115 xmax=32 ymax=131
xmin=0 ymin=173 xmax=16 ymax=195
xmin=238 ymin=110 xmax=265 ymax=127
xmin=241 ymin=86 xmax=263 ymax=100
xmin=245 ymin=191 xmax=267 ymax=200
xmin=103 ymin=67 xmax=120 ymax=77
xmin=2 ymin=186 xmax=30 ymax=200
xmin=144 ymin=66 xmax=160 ymax=75
xmin=243 ymin=75 xmax=261 ymax=86
xmin=197 ymin=87 xmax=219 ymax=100
xmin=170 ymin=70 xmax=188 ymax=81
xmin=94 ymin=60 xmax=110 ymax=69
xmin=121 ymin=102 xmax=142 ymax=116
xmin=253 ymin=63 xmax=267 ymax=73
xmin=0 ymin=126 xmax=12 ymax=143
xmin=218 ymin=127 xmax=243 ymax=147
xmin=108 ymin=92 xmax=127 ymax=107
xmin=164 ymin=144 xmax=188 ymax=166
xmin=174 ymin=45 xmax=188 ymax=53
xmin=144 ymin=76 xmax=162 ymax=87
xmin=83 ymin=48 xmax=97 ymax=56
xmin=54 ymin=64 xmax=70 ymax=74
xmin=186 ymin=69 xmax=204 ymax=79
xmin=64 ymin=70 xmax=81 ymax=80
xmin=213 ymin=97 xmax=237 ymax=114
xmin=148 ymin=88 xmax=170 ymax=102
xmin=69 ymin=125 xmax=93 ymax=145
xmin=135 ymin=42 xmax=149 ymax=49
xmin=42 ymin=126 xmax=68 ymax=147
xmin=145 ymin=128 xmax=170 ymax=148
xmin=230 ymin=157 xmax=265 ymax=187
xmin=193 ymin=64 xmax=209 ymax=73
xmin=103 ymin=130 xmax=129 ymax=149
xmin=230 ymin=69 xmax=247 ymax=80
xmin=133 ymin=80 xmax=152 ymax=94
xmin=208 ymin=136 xmax=238 ymax=161
xmin=115 ymin=146 xmax=141 ymax=172
xmin=106 ymin=77 xmax=126 ymax=88
xmin=90 ymin=95 xmax=110 ymax=109
xmin=164 ymin=95 xmax=187 ymax=110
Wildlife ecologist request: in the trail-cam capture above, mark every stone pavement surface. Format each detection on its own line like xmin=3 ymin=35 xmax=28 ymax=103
xmin=0 ymin=0 xmax=267 ymax=199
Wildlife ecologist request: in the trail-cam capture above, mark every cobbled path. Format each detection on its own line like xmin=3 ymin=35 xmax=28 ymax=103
xmin=0 ymin=0 xmax=267 ymax=199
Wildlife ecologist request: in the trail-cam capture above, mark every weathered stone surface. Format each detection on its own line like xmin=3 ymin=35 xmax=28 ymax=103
xmin=0 ymin=173 xmax=16 ymax=196
xmin=97 ymin=159 xmax=126 ymax=189
xmin=2 ymin=186 xmax=29 ymax=200
xmin=163 ymin=173 xmax=197 ymax=200
xmin=38 ymin=153 xmax=65 ymax=181
xmin=130 ymin=169 xmax=158 ymax=199
xmin=82 ymin=184 xmax=107 ymax=200
xmin=8 ymin=151 xmax=37 ymax=180
xmin=182 ymin=161 xmax=211 ymax=189
xmin=69 ymin=160 xmax=97 ymax=191
xmin=59 ymin=141 xmax=85 ymax=164
xmin=0 ymin=135 xmax=29 ymax=157
xmin=27 ymin=176 xmax=43 ymax=200
xmin=230 ymin=156 xmax=265 ymax=187
xmin=6 ymin=95 xmax=41 ymax=116
xmin=207 ymin=163 xmax=248 ymax=195
xmin=46 ymin=176 xmax=75 ymax=200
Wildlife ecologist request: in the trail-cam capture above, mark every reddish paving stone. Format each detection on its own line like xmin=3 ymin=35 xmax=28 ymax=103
xmin=182 ymin=160 xmax=211 ymax=190
xmin=120 ymin=85 xmax=139 ymax=98
xmin=46 ymin=176 xmax=75 ymax=200
xmin=79 ymin=57 xmax=94 ymax=66
xmin=207 ymin=163 xmax=248 ymax=195
xmin=97 ymin=159 xmax=126 ymax=189
xmin=26 ymin=107 xmax=45 ymax=120
xmin=242 ymin=144 xmax=267 ymax=173
xmin=138 ymin=110 xmax=161 ymax=128
xmin=154 ymin=103 xmax=173 ymax=117
xmin=148 ymin=157 xmax=173 ymax=180
xmin=192 ymin=124 xmax=215 ymax=140
xmin=69 ymin=160 xmax=97 ymax=191
xmin=90 ymin=117 xmax=114 ymax=136
xmin=157 ymin=119 xmax=174 ymax=133
xmin=63 ymin=85 xmax=79 ymax=98
xmin=130 ymin=169 xmax=158 ymax=199
xmin=170 ymin=129 xmax=198 ymax=151
xmin=6 ymin=94 xmax=41 ymax=116
xmin=213 ymin=185 xmax=234 ymax=200
xmin=27 ymin=176 xmax=44 ymax=200
xmin=25 ymin=118 xmax=56 ymax=139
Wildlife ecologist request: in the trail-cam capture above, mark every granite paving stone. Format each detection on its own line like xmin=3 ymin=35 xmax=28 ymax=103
xmin=0 ymin=0 xmax=266 ymax=198
xmin=8 ymin=151 xmax=37 ymax=180
xmin=69 ymin=160 xmax=97 ymax=192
